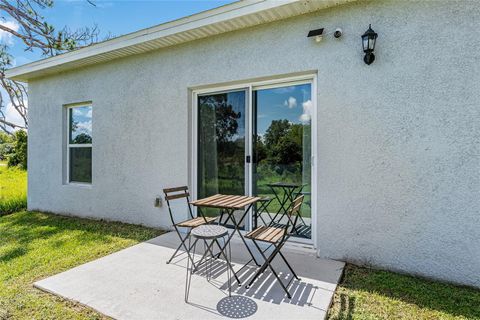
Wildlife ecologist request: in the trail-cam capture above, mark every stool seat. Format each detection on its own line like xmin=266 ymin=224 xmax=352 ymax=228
xmin=191 ymin=225 xmax=228 ymax=239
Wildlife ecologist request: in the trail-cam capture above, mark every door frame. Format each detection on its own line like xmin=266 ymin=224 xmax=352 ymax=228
xmin=191 ymin=73 xmax=318 ymax=247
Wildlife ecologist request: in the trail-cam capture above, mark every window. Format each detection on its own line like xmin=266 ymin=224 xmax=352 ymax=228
xmin=67 ymin=105 xmax=92 ymax=183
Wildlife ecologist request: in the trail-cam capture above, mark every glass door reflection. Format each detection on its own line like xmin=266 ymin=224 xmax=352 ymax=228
xmin=197 ymin=90 xmax=247 ymax=229
xmin=252 ymin=83 xmax=312 ymax=240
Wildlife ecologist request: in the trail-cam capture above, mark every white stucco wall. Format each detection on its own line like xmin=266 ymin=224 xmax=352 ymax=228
xmin=27 ymin=0 xmax=479 ymax=288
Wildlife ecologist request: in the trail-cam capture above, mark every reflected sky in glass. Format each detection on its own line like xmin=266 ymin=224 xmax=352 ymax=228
xmin=256 ymin=84 xmax=312 ymax=135
xmin=70 ymin=106 xmax=92 ymax=143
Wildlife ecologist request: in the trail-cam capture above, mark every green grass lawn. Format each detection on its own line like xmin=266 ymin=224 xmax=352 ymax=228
xmin=0 ymin=161 xmax=27 ymax=215
xmin=1 ymin=161 xmax=478 ymax=319
xmin=0 ymin=211 xmax=162 ymax=319
xmin=328 ymin=264 xmax=480 ymax=320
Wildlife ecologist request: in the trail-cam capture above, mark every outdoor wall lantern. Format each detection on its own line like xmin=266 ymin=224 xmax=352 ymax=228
xmin=307 ymin=28 xmax=324 ymax=42
xmin=361 ymin=24 xmax=378 ymax=65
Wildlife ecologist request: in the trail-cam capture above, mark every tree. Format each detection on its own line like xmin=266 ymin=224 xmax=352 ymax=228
xmin=277 ymin=123 xmax=302 ymax=165
xmin=0 ymin=0 xmax=106 ymax=133
xmin=7 ymin=129 xmax=27 ymax=168
xmin=198 ymin=94 xmax=242 ymax=144
xmin=262 ymin=120 xmax=304 ymax=174
xmin=264 ymin=119 xmax=290 ymax=150
xmin=72 ymin=132 xmax=92 ymax=144
xmin=0 ymin=130 xmax=13 ymax=159
xmin=0 ymin=131 xmax=11 ymax=143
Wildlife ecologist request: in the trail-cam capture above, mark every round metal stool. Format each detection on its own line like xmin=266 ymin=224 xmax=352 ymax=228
xmin=185 ymin=225 xmax=233 ymax=302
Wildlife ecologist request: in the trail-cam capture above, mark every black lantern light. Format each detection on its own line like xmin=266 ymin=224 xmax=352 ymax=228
xmin=361 ymin=24 xmax=378 ymax=65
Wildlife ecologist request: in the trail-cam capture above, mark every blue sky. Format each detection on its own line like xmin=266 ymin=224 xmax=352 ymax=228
xmin=8 ymin=0 xmax=236 ymax=67
xmin=256 ymin=84 xmax=312 ymax=134
xmin=2 ymin=1 xmax=312 ymax=133
xmin=1 ymin=0 xmax=235 ymax=127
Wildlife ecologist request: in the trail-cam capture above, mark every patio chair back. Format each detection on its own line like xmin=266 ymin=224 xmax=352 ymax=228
xmin=163 ymin=186 xmax=195 ymax=225
xmin=287 ymin=195 xmax=304 ymax=217
xmin=283 ymin=195 xmax=304 ymax=239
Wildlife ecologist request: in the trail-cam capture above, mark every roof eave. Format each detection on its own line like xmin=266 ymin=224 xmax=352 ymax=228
xmin=6 ymin=0 xmax=356 ymax=82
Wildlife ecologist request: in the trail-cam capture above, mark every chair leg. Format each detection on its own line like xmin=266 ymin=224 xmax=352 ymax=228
xmin=167 ymin=227 xmax=196 ymax=268
xmin=277 ymin=248 xmax=300 ymax=281
xmin=192 ymin=238 xmax=216 ymax=274
xmin=214 ymin=236 xmax=241 ymax=286
xmin=185 ymin=236 xmax=198 ymax=302
xmin=192 ymin=235 xmax=220 ymax=268
xmin=256 ymin=201 xmax=271 ymax=226
xmin=246 ymin=240 xmax=295 ymax=299
xmin=218 ymin=210 xmax=226 ymax=225
xmin=167 ymin=227 xmax=187 ymax=263
xmin=237 ymin=242 xmax=274 ymax=272
xmin=246 ymin=240 xmax=276 ymax=288
xmin=264 ymin=255 xmax=293 ymax=299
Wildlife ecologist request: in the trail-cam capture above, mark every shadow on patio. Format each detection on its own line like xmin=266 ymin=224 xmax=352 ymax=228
xmin=34 ymin=231 xmax=345 ymax=320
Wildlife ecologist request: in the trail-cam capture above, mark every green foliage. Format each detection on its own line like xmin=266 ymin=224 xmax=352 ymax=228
xmin=6 ymin=130 xmax=27 ymax=169
xmin=264 ymin=119 xmax=290 ymax=148
xmin=0 ymin=132 xmax=13 ymax=160
xmin=328 ymin=264 xmax=480 ymax=320
xmin=0 ymin=211 xmax=162 ymax=319
xmin=198 ymin=94 xmax=242 ymax=144
xmin=0 ymin=132 xmax=12 ymax=144
xmin=0 ymin=163 xmax=27 ymax=215
xmin=0 ymin=143 xmax=13 ymax=161
xmin=262 ymin=119 xmax=304 ymax=174
xmin=198 ymin=93 xmax=244 ymax=199
xmin=72 ymin=132 xmax=92 ymax=144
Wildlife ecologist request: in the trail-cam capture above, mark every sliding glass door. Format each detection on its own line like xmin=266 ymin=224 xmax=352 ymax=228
xmin=195 ymin=79 xmax=313 ymax=241
xmin=252 ymin=83 xmax=312 ymax=239
xmin=197 ymin=90 xmax=247 ymax=227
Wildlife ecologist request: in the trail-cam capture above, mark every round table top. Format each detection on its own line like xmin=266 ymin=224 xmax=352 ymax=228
xmin=191 ymin=225 xmax=228 ymax=239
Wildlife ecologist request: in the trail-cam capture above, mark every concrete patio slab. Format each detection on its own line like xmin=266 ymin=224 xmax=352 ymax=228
xmin=34 ymin=232 xmax=345 ymax=320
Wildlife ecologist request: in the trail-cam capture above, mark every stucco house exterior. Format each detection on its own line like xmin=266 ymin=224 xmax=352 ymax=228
xmin=6 ymin=0 xmax=479 ymax=289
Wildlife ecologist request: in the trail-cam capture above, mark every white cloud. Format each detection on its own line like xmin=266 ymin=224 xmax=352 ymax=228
xmin=2 ymin=102 xmax=25 ymax=132
xmin=0 ymin=20 xmax=20 ymax=46
xmin=284 ymin=96 xmax=297 ymax=109
xmin=299 ymin=100 xmax=312 ymax=124
xmin=73 ymin=107 xmax=92 ymax=118
xmin=76 ymin=121 xmax=92 ymax=134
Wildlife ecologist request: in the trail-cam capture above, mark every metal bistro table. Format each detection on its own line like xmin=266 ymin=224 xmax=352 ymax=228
xmin=267 ymin=182 xmax=307 ymax=229
xmin=190 ymin=194 xmax=262 ymax=284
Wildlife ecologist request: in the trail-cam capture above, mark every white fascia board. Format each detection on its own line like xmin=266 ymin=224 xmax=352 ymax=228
xmin=5 ymin=0 xmax=350 ymax=81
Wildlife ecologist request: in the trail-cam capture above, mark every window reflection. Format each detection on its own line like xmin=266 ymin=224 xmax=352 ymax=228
xmin=70 ymin=106 xmax=92 ymax=144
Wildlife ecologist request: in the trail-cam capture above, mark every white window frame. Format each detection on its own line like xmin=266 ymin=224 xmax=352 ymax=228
xmin=66 ymin=104 xmax=92 ymax=186
xmin=191 ymin=72 xmax=318 ymax=247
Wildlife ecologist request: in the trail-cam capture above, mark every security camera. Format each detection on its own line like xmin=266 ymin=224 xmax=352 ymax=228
xmin=334 ymin=28 xmax=343 ymax=38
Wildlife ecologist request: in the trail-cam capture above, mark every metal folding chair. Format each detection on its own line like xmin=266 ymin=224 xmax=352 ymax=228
xmin=245 ymin=195 xmax=305 ymax=299
xmin=254 ymin=196 xmax=273 ymax=228
xmin=163 ymin=186 xmax=216 ymax=265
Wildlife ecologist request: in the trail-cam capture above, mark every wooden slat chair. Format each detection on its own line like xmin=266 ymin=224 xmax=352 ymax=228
xmin=245 ymin=195 xmax=305 ymax=299
xmin=163 ymin=186 xmax=216 ymax=265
